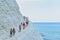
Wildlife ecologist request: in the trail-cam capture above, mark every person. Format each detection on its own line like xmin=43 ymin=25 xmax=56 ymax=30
xmin=23 ymin=16 xmax=25 ymax=20
xmin=19 ymin=24 xmax=21 ymax=32
xmin=23 ymin=22 xmax=25 ymax=29
xmin=10 ymin=28 xmax=13 ymax=37
xmin=26 ymin=21 xmax=28 ymax=25
xmin=26 ymin=17 xmax=29 ymax=26
xmin=13 ymin=28 xmax=16 ymax=36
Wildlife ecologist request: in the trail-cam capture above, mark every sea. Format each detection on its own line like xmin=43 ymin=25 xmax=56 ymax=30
xmin=32 ymin=22 xmax=60 ymax=40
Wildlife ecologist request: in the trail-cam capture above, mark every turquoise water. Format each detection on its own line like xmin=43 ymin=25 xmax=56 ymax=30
xmin=32 ymin=22 xmax=60 ymax=40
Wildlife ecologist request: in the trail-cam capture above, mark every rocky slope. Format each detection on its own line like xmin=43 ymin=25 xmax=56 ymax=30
xmin=0 ymin=0 xmax=43 ymax=40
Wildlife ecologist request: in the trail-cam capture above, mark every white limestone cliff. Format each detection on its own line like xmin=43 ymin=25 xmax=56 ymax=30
xmin=0 ymin=0 xmax=43 ymax=40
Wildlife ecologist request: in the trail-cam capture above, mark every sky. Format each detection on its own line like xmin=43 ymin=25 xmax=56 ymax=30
xmin=16 ymin=0 xmax=60 ymax=22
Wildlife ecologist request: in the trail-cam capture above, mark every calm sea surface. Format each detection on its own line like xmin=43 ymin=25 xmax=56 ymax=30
xmin=32 ymin=22 xmax=60 ymax=40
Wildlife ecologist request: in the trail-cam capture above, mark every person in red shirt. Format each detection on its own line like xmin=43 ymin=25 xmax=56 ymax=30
xmin=23 ymin=22 xmax=25 ymax=29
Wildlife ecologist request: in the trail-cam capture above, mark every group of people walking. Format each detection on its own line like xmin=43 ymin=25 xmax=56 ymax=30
xmin=10 ymin=16 xmax=29 ymax=37
xmin=19 ymin=16 xmax=29 ymax=32
xmin=10 ymin=28 xmax=15 ymax=37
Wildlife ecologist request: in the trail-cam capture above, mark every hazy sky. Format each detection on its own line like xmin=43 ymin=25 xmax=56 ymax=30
xmin=16 ymin=0 xmax=60 ymax=22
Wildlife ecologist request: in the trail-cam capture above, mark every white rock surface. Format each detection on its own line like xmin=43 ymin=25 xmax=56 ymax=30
xmin=0 ymin=0 xmax=43 ymax=40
